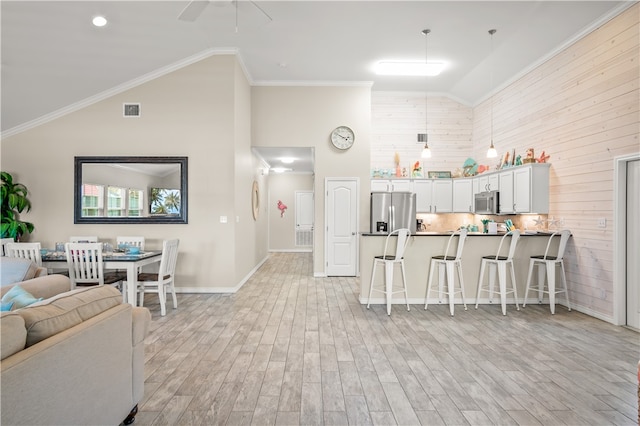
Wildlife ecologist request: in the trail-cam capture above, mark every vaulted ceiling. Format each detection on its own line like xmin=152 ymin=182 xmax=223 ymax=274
xmin=1 ymin=1 xmax=630 ymax=136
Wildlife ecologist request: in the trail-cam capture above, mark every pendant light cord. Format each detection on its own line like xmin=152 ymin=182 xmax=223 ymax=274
xmin=489 ymin=29 xmax=496 ymax=147
xmin=423 ymin=29 xmax=430 ymax=143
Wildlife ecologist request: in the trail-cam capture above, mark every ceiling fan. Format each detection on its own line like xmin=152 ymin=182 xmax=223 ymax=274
xmin=178 ymin=0 xmax=272 ymax=31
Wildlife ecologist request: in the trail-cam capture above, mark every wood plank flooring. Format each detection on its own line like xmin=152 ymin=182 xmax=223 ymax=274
xmin=135 ymin=252 xmax=639 ymax=425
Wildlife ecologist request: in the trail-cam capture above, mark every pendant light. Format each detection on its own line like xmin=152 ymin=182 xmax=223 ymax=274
xmin=486 ymin=29 xmax=498 ymax=158
xmin=419 ymin=28 xmax=431 ymax=159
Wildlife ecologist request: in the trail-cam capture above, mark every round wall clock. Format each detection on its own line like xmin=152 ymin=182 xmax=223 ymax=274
xmin=330 ymin=126 xmax=355 ymax=150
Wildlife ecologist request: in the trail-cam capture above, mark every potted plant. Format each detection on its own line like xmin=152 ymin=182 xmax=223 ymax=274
xmin=1 ymin=171 xmax=34 ymax=241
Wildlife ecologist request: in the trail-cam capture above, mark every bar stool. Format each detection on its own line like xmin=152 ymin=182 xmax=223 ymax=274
xmin=523 ymin=230 xmax=572 ymax=314
xmin=475 ymin=230 xmax=521 ymax=315
xmin=367 ymin=228 xmax=411 ymax=316
xmin=424 ymin=229 xmax=468 ymax=316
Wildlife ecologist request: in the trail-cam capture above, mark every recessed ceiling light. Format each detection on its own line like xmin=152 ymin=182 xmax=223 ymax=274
xmin=280 ymin=157 xmax=295 ymax=164
xmin=374 ymin=61 xmax=445 ymax=76
xmin=92 ymin=16 xmax=108 ymax=27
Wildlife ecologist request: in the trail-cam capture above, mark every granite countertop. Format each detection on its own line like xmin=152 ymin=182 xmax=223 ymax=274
xmin=362 ymin=231 xmax=559 ymax=236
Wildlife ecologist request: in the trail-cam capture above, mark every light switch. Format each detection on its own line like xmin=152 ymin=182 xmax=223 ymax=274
xmin=597 ymin=218 xmax=606 ymax=228
xmin=220 ymin=216 xmax=228 ymax=223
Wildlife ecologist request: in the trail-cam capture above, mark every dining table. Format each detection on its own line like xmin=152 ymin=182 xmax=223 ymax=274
xmin=41 ymin=250 xmax=162 ymax=307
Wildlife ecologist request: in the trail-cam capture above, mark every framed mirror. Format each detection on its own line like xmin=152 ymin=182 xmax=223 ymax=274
xmin=74 ymin=156 xmax=188 ymax=224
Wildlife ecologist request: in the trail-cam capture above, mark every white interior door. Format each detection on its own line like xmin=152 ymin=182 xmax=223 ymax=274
xmin=295 ymin=191 xmax=314 ymax=247
xmin=626 ymin=159 xmax=639 ymax=328
xmin=326 ymin=178 xmax=358 ymax=276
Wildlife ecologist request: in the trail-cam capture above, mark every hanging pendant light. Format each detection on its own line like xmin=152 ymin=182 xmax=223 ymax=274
xmin=486 ymin=29 xmax=498 ymax=158
xmin=419 ymin=28 xmax=431 ymax=159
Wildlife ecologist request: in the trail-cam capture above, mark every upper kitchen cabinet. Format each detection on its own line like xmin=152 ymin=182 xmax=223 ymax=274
xmin=371 ymin=179 xmax=413 ymax=192
xmin=474 ymin=173 xmax=499 ymax=195
xmin=452 ymin=178 xmax=474 ymax=213
xmin=498 ymin=164 xmax=550 ymax=214
xmin=415 ymin=179 xmax=452 ymax=213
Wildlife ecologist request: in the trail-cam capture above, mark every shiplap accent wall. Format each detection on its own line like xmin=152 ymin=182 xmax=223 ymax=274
xmin=371 ymin=4 xmax=639 ymax=321
xmin=371 ymin=94 xmax=473 ymax=176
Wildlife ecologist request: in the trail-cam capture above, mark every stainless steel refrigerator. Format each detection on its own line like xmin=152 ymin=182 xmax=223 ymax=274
xmin=370 ymin=192 xmax=416 ymax=234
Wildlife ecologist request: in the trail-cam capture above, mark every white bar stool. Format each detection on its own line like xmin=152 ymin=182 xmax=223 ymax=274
xmin=367 ymin=228 xmax=411 ymax=316
xmin=475 ymin=230 xmax=521 ymax=315
xmin=523 ymin=230 xmax=572 ymax=314
xmin=424 ymin=229 xmax=468 ymax=316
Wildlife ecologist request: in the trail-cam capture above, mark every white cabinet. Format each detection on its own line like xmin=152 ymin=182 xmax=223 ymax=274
xmin=452 ymin=179 xmax=473 ymax=213
xmin=497 ymin=164 xmax=550 ymax=214
xmin=499 ymin=171 xmax=515 ymax=214
xmin=432 ymin=180 xmax=453 ymax=213
xmin=413 ymin=180 xmax=433 ymax=213
xmin=474 ymin=174 xmax=499 ymax=194
xmin=415 ymin=180 xmax=452 ymax=213
xmin=370 ymin=179 xmax=413 ymax=192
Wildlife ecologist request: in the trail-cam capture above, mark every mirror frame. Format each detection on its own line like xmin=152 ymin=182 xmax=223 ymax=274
xmin=74 ymin=156 xmax=188 ymax=224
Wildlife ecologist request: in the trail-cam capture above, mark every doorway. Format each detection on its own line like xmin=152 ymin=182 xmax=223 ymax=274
xmin=614 ymin=153 xmax=640 ymax=328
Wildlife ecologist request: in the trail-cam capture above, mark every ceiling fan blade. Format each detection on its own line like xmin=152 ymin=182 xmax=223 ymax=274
xmin=249 ymin=1 xmax=273 ymax=22
xmin=178 ymin=0 xmax=210 ymax=22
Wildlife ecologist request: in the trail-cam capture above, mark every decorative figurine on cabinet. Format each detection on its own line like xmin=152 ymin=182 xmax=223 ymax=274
xmin=537 ymin=151 xmax=551 ymax=163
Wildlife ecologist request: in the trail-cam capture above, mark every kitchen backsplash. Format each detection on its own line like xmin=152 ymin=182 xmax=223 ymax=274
xmin=417 ymin=213 xmax=555 ymax=233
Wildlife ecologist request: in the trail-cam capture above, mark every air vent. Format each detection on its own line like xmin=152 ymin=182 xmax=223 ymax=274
xmin=123 ymin=103 xmax=140 ymax=117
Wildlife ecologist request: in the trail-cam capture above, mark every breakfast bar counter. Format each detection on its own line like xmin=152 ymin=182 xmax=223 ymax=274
xmin=360 ymin=232 xmax=567 ymax=308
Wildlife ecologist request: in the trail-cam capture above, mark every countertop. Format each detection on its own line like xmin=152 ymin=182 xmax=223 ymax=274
xmin=362 ymin=231 xmax=559 ymax=236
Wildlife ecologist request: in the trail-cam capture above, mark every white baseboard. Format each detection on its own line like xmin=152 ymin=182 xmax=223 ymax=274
xmin=268 ymin=249 xmax=312 ymax=253
xmin=175 ymin=254 xmax=269 ymax=294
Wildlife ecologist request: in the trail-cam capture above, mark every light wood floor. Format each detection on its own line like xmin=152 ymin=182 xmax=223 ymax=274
xmin=135 ymin=252 xmax=639 ymax=425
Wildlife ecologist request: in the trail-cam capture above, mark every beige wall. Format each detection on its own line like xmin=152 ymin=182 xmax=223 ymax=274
xmin=0 ymin=55 xmax=269 ymax=292
xmin=268 ymin=173 xmax=314 ymax=251
xmin=251 ymin=86 xmax=372 ymax=275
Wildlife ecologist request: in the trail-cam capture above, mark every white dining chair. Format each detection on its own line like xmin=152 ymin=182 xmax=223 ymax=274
xmin=65 ymin=242 xmax=126 ymax=289
xmin=136 ymin=239 xmax=179 ymax=316
xmin=1 ymin=238 xmax=15 ymax=256
xmin=5 ymin=242 xmax=43 ymax=267
xmin=116 ymin=236 xmax=145 ymax=251
xmin=367 ymin=228 xmax=411 ymax=316
xmin=69 ymin=236 xmax=99 ymax=243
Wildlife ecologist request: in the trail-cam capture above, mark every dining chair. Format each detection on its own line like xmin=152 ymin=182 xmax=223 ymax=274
xmin=1 ymin=238 xmax=15 ymax=256
xmin=5 ymin=242 xmax=43 ymax=267
xmin=65 ymin=242 xmax=126 ymax=290
xmin=523 ymin=230 xmax=572 ymax=314
xmin=69 ymin=236 xmax=99 ymax=243
xmin=135 ymin=239 xmax=179 ymax=316
xmin=424 ymin=229 xmax=468 ymax=316
xmin=367 ymin=228 xmax=411 ymax=316
xmin=116 ymin=236 xmax=145 ymax=251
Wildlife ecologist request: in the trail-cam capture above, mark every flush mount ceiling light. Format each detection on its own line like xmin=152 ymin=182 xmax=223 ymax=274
xmin=271 ymin=167 xmax=292 ymax=173
xmin=92 ymin=15 xmax=108 ymax=27
xmin=280 ymin=157 xmax=295 ymax=164
xmin=486 ymin=29 xmax=498 ymax=159
xmin=374 ymin=61 xmax=444 ymax=77
xmin=418 ymin=29 xmax=432 ymax=159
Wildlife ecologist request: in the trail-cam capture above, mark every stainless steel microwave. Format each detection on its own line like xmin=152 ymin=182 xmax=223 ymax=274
xmin=474 ymin=190 xmax=499 ymax=214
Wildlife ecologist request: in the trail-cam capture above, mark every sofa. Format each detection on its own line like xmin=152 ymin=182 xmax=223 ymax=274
xmin=1 ymin=275 xmax=151 ymax=425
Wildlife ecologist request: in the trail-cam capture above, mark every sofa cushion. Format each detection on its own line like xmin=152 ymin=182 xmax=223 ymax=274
xmin=0 ymin=257 xmax=39 ymax=286
xmin=1 ymin=285 xmax=43 ymax=309
xmin=18 ymin=286 xmax=123 ymax=348
xmin=0 ymin=312 xmax=27 ymax=360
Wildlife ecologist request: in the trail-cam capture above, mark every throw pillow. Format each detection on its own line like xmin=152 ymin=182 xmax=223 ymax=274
xmin=1 ymin=301 xmax=14 ymax=311
xmin=1 ymin=285 xmax=43 ymax=309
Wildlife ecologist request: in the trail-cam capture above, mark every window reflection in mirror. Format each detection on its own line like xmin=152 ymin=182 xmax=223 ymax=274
xmin=74 ymin=157 xmax=187 ymax=224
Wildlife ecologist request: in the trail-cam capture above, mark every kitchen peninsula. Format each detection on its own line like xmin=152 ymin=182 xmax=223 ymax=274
xmin=360 ymin=232 xmax=568 ymax=311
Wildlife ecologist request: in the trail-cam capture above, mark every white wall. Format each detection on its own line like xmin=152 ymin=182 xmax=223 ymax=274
xmin=251 ymin=86 xmax=372 ymax=275
xmin=268 ymin=173 xmax=314 ymax=251
xmin=0 ymin=55 xmax=269 ymax=292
